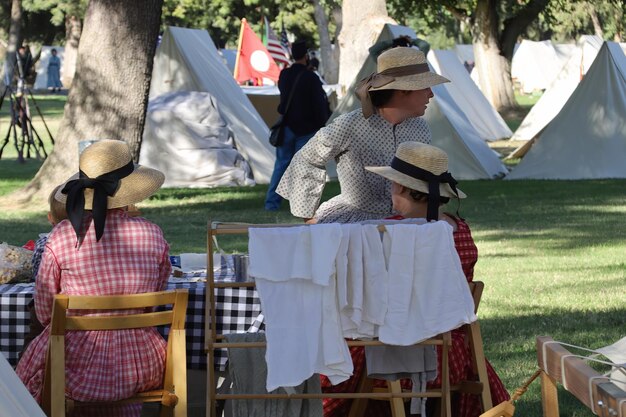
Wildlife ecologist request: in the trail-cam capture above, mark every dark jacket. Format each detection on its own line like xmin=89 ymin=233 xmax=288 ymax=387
xmin=277 ymin=63 xmax=330 ymax=136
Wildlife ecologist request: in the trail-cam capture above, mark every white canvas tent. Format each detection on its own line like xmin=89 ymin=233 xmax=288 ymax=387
xmin=428 ymin=49 xmax=512 ymax=141
xmin=329 ymin=24 xmax=507 ymax=179
xmin=33 ymin=46 xmax=64 ymax=91
xmin=427 ymin=83 xmax=508 ymax=179
xmin=145 ymin=26 xmax=275 ymax=185
xmin=219 ymin=49 xmax=237 ymax=74
xmin=0 ymin=354 xmax=46 ymax=417
xmin=508 ymin=36 xmax=603 ymax=156
xmin=507 ymin=42 xmax=626 ymax=179
xmin=512 ymin=40 xmax=563 ymax=93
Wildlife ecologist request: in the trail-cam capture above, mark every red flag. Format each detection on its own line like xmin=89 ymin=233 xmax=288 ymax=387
xmin=234 ymin=18 xmax=281 ymax=85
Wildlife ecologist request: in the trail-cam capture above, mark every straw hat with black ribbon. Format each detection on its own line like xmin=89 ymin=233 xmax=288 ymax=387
xmin=356 ymin=47 xmax=450 ymax=118
xmin=365 ymin=142 xmax=465 ymax=222
xmin=55 ymin=139 xmax=165 ymax=242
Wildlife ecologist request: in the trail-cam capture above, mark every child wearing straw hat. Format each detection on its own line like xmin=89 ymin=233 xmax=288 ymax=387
xmin=322 ymin=142 xmax=510 ymax=417
xmin=277 ymin=46 xmax=450 ymax=224
xmin=16 ymin=139 xmax=171 ymax=417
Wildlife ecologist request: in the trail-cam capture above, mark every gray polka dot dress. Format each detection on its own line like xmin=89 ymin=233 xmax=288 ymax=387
xmin=276 ymin=109 xmax=431 ymax=223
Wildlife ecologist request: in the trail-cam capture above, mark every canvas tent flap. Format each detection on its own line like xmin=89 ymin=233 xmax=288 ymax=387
xmin=428 ymin=49 xmax=512 ymax=141
xmin=33 ymin=46 xmax=64 ymax=91
xmin=428 ymin=83 xmax=508 ymax=179
xmin=507 ymin=42 xmax=626 ymax=179
xmin=0 ymin=354 xmax=46 ymax=417
xmin=510 ymin=36 xmax=602 ymax=145
xmin=150 ymin=26 xmax=275 ymax=184
xmin=140 ymin=91 xmax=255 ymax=187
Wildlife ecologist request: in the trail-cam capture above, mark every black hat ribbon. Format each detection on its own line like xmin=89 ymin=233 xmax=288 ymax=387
xmin=61 ymin=160 xmax=134 ymax=242
xmin=390 ymin=157 xmax=460 ymax=222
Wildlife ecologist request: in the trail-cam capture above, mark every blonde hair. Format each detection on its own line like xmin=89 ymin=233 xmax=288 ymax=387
xmin=48 ymin=185 xmax=68 ymax=225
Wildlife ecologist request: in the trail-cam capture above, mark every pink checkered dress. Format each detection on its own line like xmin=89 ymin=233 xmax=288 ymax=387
xmin=16 ymin=209 xmax=171 ymax=416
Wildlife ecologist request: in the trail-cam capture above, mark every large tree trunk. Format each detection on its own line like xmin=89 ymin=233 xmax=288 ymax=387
xmin=61 ymin=15 xmax=82 ymax=89
xmin=473 ymin=0 xmax=517 ymax=111
xmin=2 ymin=0 xmax=22 ymax=84
xmin=312 ymin=0 xmax=338 ymax=84
xmin=337 ymin=0 xmax=394 ymax=92
xmin=4 ymin=0 xmax=163 ymax=207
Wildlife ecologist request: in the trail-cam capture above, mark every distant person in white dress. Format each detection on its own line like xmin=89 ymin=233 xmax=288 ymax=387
xmin=47 ymin=49 xmax=63 ymax=93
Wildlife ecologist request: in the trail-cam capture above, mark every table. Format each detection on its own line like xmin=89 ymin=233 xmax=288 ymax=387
xmin=0 ymin=279 xmax=263 ymax=371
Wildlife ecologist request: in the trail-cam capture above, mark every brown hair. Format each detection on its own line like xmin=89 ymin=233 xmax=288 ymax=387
xmin=369 ymin=89 xmax=396 ymax=107
xmin=48 ymin=185 xmax=68 ymax=224
xmin=408 ymin=188 xmax=450 ymax=205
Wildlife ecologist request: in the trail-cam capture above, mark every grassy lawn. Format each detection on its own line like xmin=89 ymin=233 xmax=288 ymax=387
xmin=1 ymin=94 xmax=624 ymax=417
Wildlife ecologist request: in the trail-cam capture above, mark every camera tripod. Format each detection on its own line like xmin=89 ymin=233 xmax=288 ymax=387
xmin=0 ymin=82 xmax=55 ymax=162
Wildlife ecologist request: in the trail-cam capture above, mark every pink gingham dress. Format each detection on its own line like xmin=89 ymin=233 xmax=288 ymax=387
xmin=16 ymin=209 xmax=171 ymax=414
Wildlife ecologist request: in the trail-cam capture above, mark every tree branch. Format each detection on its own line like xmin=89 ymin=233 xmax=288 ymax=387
xmin=500 ymin=0 xmax=550 ymax=59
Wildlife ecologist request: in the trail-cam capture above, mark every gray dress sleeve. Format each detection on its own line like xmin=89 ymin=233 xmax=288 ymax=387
xmin=276 ymin=117 xmax=351 ymax=218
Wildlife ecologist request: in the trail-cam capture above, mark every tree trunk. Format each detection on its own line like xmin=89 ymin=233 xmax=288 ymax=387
xmin=587 ymin=3 xmax=603 ymax=38
xmin=61 ymin=15 xmax=82 ymax=88
xmin=473 ymin=0 xmax=517 ymax=111
xmin=337 ymin=0 xmax=394 ymax=91
xmin=2 ymin=0 xmax=22 ymax=84
xmin=5 ymin=0 xmax=163 ymax=207
xmin=311 ymin=0 xmax=338 ymax=84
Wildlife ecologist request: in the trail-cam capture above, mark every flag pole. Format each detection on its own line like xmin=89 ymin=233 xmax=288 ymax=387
xmin=234 ymin=18 xmax=246 ymax=82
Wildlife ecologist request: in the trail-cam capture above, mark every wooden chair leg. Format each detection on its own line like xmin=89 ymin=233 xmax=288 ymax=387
xmin=441 ymin=332 xmax=451 ymax=417
xmin=388 ymin=380 xmax=406 ymax=417
xmin=467 ymin=321 xmax=493 ymax=411
xmin=348 ymin=369 xmax=374 ymax=417
xmin=540 ymin=370 xmax=560 ymax=417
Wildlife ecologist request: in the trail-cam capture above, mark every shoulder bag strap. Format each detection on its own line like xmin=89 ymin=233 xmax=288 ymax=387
xmin=282 ymin=69 xmax=306 ymax=116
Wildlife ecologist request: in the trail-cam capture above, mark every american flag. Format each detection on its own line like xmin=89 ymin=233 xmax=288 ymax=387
xmin=263 ymin=17 xmax=291 ymax=67
xmin=280 ymin=22 xmax=290 ymax=51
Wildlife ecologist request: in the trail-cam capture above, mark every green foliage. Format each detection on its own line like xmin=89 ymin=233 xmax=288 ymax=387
xmin=161 ymin=0 xmax=335 ymax=50
xmin=20 ymin=0 xmax=87 ymax=44
xmin=541 ymin=0 xmax=625 ymax=41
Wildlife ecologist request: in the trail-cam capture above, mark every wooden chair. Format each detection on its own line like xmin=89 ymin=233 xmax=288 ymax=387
xmin=348 ymin=281 xmax=493 ymax=417
xmin=41 ymin=289 xmax=189 ymax=417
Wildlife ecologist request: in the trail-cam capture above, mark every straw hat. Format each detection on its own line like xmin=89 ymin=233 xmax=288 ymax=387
xmin=369 ymin=47 xmax=449 ymax=92
xmin=55 ymin=139 xmax=164 ymax=209
xmin=365 ymin=142 xmax=466 ymax=199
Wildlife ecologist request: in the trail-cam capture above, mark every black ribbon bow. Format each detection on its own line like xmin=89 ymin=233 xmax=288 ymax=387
xmin=61 ymin=160 xmax=134 ymax=242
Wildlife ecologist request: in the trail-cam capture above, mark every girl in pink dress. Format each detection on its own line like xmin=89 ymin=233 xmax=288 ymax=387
xmin=16 ymin=140 xmax=171 ymax=417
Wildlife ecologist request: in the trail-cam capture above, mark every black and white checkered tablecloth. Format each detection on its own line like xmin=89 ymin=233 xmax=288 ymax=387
xmin=0 ymin=280 xmax=263 ymax=371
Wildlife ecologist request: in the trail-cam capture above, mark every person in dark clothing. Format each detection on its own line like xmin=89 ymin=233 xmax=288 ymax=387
xmin=264 ymin=39 xmax=330 ymax=211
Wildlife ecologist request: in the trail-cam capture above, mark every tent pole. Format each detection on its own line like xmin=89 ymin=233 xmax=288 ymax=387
xmin=234 ymin=18 xmax=246 ymax=82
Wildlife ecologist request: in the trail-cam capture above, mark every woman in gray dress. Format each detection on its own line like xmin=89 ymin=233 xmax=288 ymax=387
xmin=276 ymin=47 xmax=449 ymax=223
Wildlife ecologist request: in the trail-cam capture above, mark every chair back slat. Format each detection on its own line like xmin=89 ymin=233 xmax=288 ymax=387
xmin=469 ymin=281 xmax=484 ymax=313
xmin=65 ymin=291 xmax=179 ymax=310
xmin=65 ymin=310 xmax=174 ymax=331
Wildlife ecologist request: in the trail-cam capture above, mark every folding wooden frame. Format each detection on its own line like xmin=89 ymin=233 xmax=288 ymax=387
xmin=205 ymin=221 xmax=493 ymax=417
xmin=537 ymin=336 xmax=626 ymax=417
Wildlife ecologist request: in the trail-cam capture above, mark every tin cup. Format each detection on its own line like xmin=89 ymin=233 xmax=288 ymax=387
xmin=233 ymin=254 xmax=250 ymax=282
